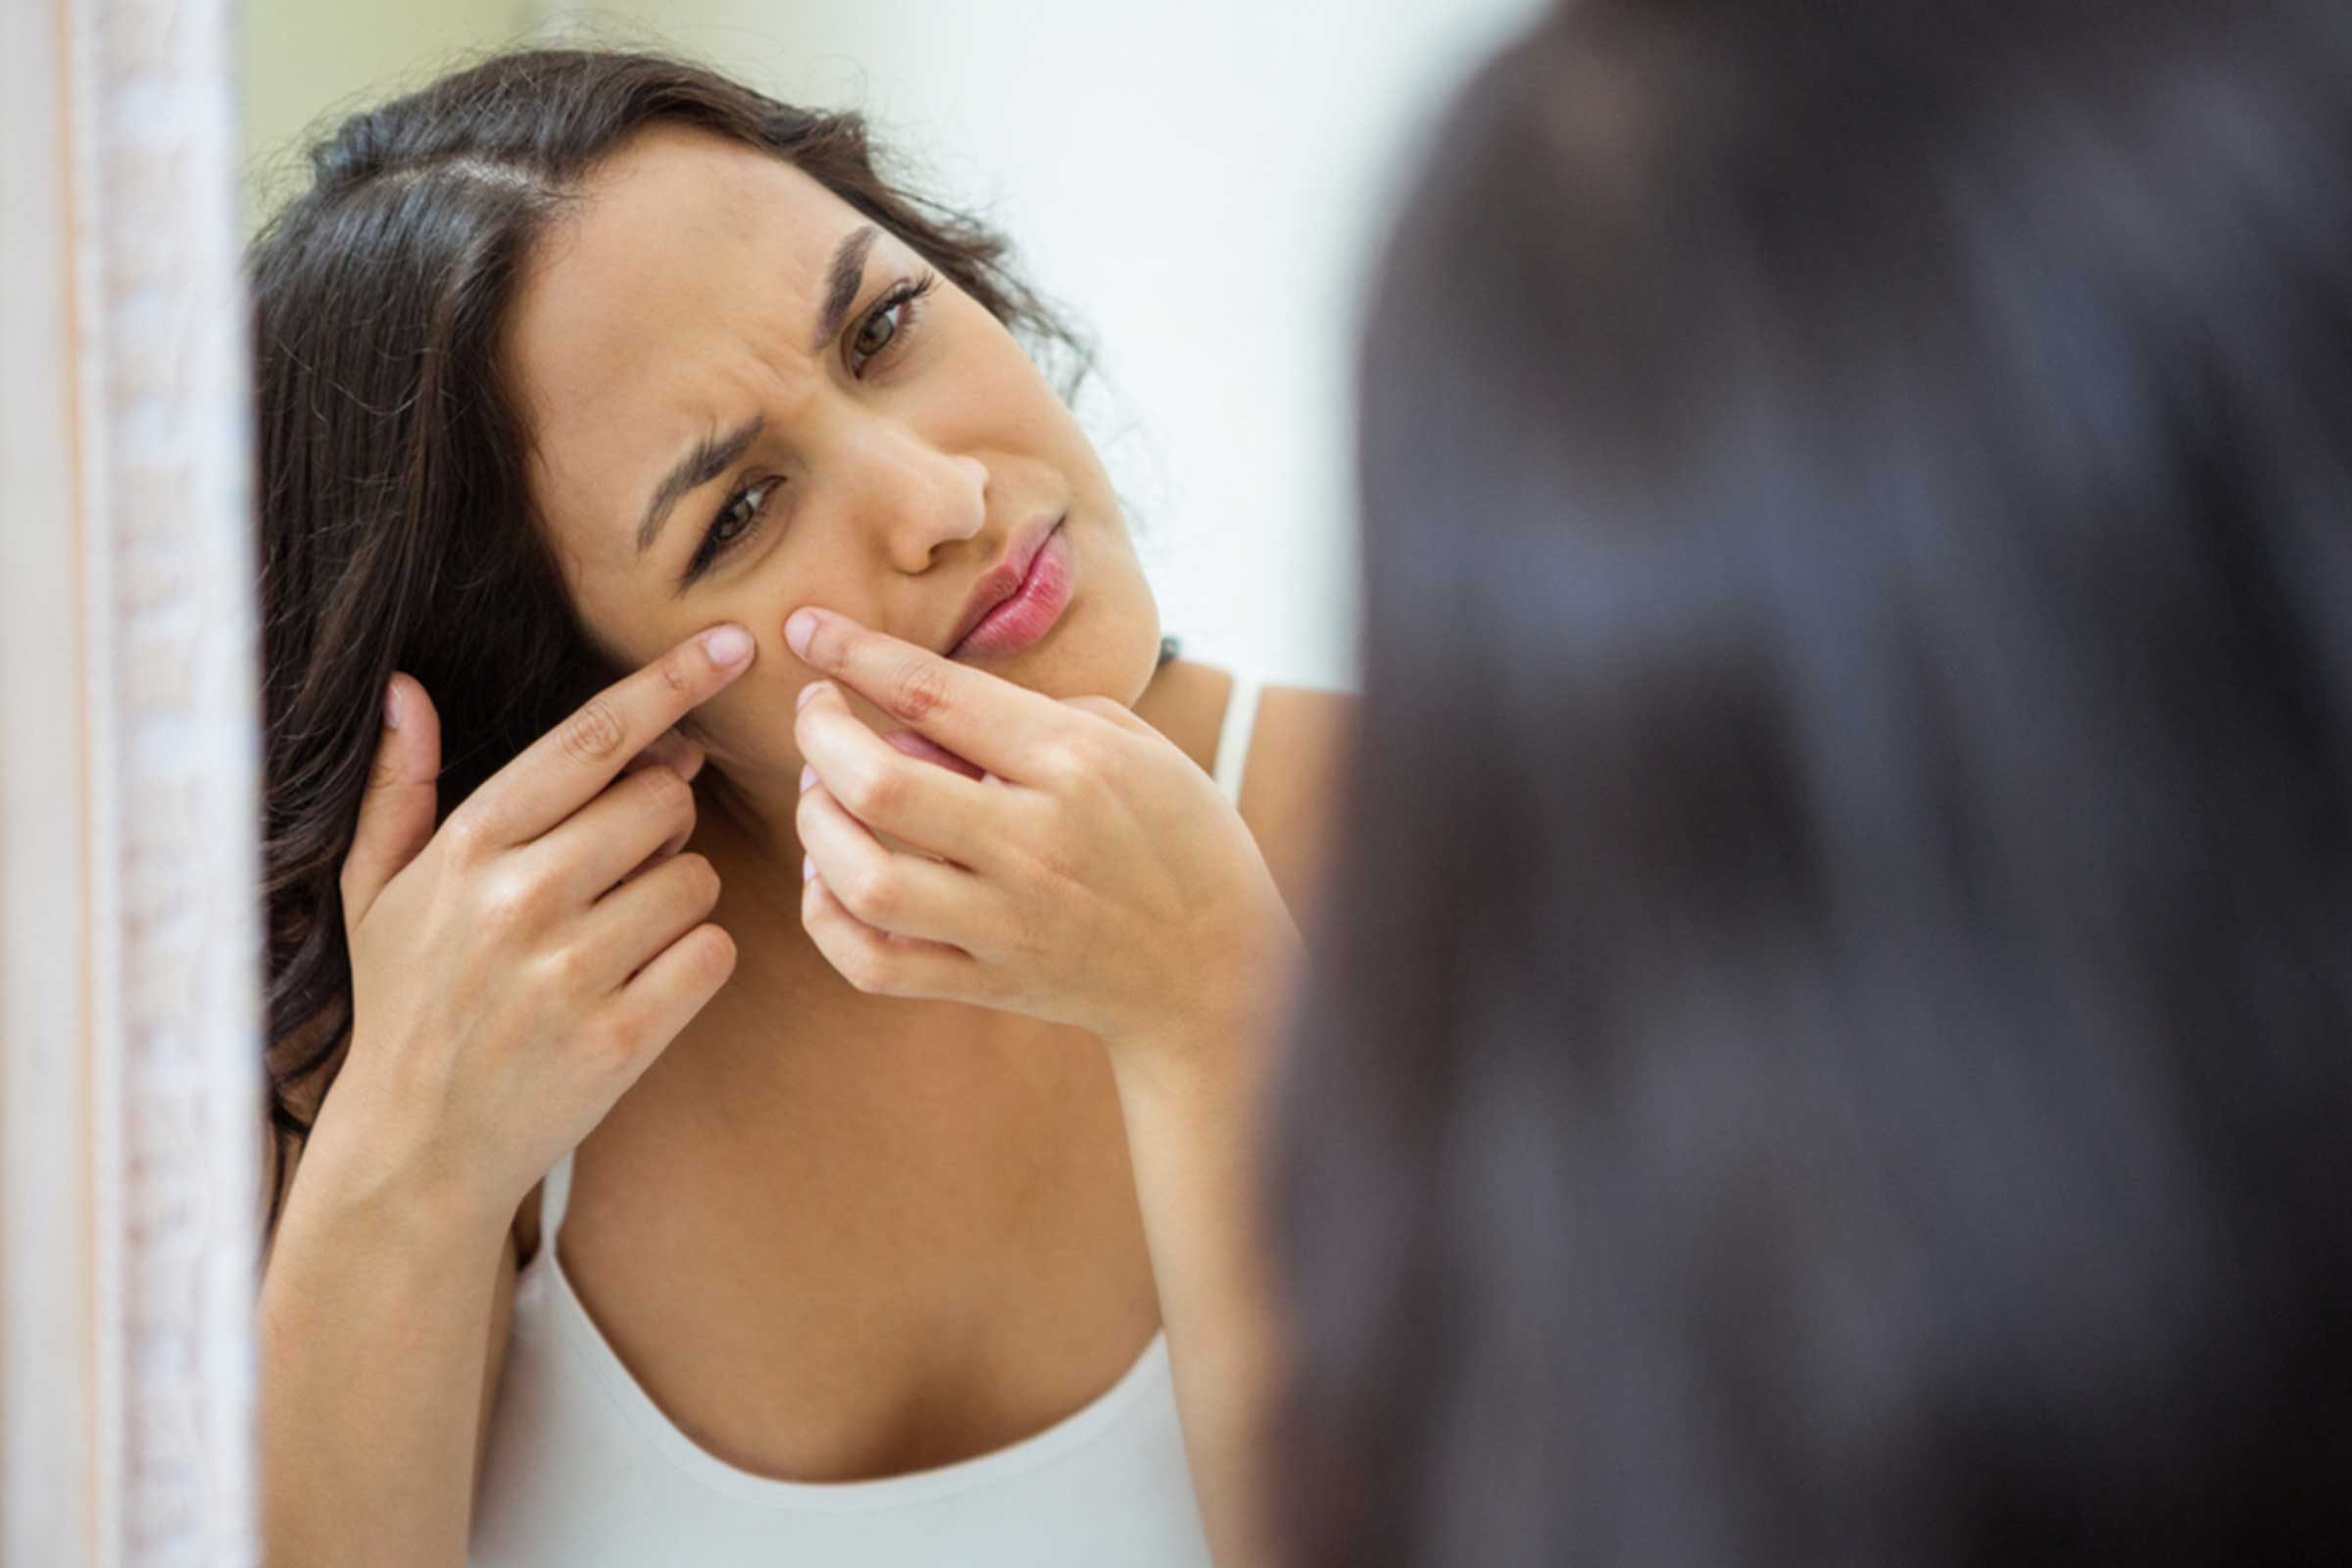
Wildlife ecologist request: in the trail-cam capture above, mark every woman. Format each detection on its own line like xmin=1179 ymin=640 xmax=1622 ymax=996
xmin=251 ymin=46 xmax=1348 ymax=1567
xmin=1270 ymin=0 xmax=2352 ymax=1563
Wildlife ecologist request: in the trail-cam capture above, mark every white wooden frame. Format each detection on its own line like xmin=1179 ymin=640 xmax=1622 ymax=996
xmin=1 ymin=0 xmax=261 ymax=1562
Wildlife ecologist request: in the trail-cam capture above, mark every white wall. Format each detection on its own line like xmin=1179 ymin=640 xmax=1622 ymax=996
xmin=541 ymin=0 xmax=1550 ymax=691
xmin=239 ymin=0 xmax=544 ymax=234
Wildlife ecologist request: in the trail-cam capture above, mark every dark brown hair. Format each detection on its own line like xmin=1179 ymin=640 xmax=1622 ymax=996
xmin=1272 ymin=0 xmax=2352 ymax=1562
xmin=250 ymin=45 xmax=1101 ymax=1234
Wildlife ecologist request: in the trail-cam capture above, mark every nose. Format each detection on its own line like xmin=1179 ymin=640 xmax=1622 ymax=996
xmin=848 ymin=419 xmax=989 ymax=570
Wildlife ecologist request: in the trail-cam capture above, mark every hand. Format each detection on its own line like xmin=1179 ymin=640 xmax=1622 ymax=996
xmin=785 ymin=606 xmax=1300 ymax=1057
xmin=320 ymin=624 xmax=757 ymax=1217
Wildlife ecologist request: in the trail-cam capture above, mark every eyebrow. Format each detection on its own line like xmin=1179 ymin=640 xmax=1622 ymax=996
xmin=633 ymin=222 xmax=884 ymax=560
xmin=809 ymin=223 xmax=882 ymax=355
xmin=634 ymin=413 xmax=765 ymax=558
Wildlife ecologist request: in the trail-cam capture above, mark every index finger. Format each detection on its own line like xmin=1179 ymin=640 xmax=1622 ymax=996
xmin=458 ymin=623 xmax=755 ymax=850
xmin=787 ymin=608 xmax=1068 ymax=783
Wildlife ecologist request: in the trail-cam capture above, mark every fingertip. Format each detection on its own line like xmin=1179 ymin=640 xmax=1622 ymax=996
xmin=702 ymin=624 xmax=755 ymax=670
xmin=785 ymin=608 xmax=820 ymax=660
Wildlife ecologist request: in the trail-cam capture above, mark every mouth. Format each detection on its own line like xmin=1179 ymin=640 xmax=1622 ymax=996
xmin=946 ymin=515 xmax=1071 ymax=660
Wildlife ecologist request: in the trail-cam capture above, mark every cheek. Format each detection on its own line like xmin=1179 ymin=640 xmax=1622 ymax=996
xmin=699 ymin=669 xmax=873 ymax=773
xmin=905 ymin=361 xmax=1051 ymax=452
xmin=933 ymin=303 xmax=1075 ymax=429
xmin=544 ymin=545 xmax=687 ymax=682
xmin=673 ymin=676 xmax=778 ymax=772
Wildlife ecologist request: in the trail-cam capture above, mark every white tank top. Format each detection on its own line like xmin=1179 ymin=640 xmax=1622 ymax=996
xmin=469 ymin=672 xmax=1266 ymax=1567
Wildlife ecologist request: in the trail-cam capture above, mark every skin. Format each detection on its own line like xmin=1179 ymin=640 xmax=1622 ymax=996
xmin=496 ymin=115 xmax=1343 ymax=1527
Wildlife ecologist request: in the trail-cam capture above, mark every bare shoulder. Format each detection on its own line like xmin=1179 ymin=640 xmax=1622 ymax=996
xmin=1147 ymin=658 xmax=1358 ymax=924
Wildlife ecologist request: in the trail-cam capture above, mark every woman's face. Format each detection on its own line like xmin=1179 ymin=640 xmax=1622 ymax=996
xmin=504 ymin=122 xmax=1161 ymax=824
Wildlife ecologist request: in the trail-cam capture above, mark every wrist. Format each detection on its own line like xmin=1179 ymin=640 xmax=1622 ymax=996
xmin=1115 ymin=925 xmax=1302 ymax=1094
xmin=1103 ymin=995 xmax=1288 ymax=1129
xmin=289 ymin=1102 xmax=518 ymax=1254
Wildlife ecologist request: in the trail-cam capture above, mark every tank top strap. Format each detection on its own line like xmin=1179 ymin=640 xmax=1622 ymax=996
xmin=1212 ymin=672 xmax=1263 ymax=809
xmin=540 ymin=1147 xmax=576 ymax=1244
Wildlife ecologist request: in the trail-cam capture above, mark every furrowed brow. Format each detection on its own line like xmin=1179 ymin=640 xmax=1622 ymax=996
xmin=808 ymin=223 xmax=881 ymax=355
xmin=633 ymin=223 xmax=881 ymax=558
xmin=636 ymin=413 xmax=765 ymax=558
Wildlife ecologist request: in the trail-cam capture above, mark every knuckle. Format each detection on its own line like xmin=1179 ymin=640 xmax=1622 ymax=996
xmin=1034 ymin=737 xmax=1094 ymax=787
xmin=559 ymin=699 xmax=629 ymax=766
xmin=442 ymin=803 xmax=502 ymax=861
xmin=543 ymin=941 xmax=596 ymax=991
xmin=881 ymin=656 xmax=949 ymax=723
xmin=838 ymin=862 xmax=896 ymax=923
xmin=655 ymin=645 xmax=699 ymax=699
xmin=477 ymin=866 xmax=552 ymax=933
xmin=839 ymin=759 xmax=902 ymax=819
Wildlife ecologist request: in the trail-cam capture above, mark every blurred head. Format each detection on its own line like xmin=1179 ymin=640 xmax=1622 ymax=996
xmin=1273 ymin=0 xmax=2352 ymax=1561
xmin=249 ymin=46 xmax=1158 ymax=1218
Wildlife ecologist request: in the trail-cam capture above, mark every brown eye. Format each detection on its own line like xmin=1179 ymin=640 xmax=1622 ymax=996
xmin=713 ymin=479 xmax=775 ymax=546
xmin=846 ymin=272 xmax=938 ymax=376
xmin=854 ymin=304 xmax=899 ymax=364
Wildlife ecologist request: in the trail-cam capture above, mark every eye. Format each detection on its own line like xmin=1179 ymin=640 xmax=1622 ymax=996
xmin=676 ymin=270 xmax=943 ymax=591
xmin=847 ymin=270 xmax=940 ymax=376
xmin=686 ymin=475 xmax=780 ymax=582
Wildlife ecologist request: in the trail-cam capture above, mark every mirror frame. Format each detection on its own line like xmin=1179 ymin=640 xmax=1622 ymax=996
xmin=2 ymin=0 xmax=262 ymax=1561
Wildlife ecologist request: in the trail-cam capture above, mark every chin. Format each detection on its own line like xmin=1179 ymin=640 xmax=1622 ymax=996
xmin=1002 ymin=591 xmax=1163 ymax=708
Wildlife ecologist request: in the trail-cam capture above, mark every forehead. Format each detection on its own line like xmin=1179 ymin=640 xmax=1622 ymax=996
xmin=504 ymin=122 xmax=867 ymax=567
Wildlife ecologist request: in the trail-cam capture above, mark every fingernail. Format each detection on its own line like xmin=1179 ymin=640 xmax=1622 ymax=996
xmin=703 ymin=624 xmax=754 ymax=667
xmin=797 ymin=681 xmax=824 ymax=712
xmin=786 ymin=609 xmax=820 ymax=659
xmin=802 ymin=853 xmax=817 ymax=883
xmin=799 ymin=763 xmax=816 ymax=794
xmin=382 ymin=681 xmax=402 ymax=730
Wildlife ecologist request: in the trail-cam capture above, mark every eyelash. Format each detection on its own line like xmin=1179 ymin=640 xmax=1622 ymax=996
xmin=685 ymin=269 xmax=942 ymax=581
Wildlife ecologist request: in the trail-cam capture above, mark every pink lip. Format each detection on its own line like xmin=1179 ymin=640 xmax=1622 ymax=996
xmin=949 ymin=521 xmax=1073 ymax=661
xmin=945 ymin=515 xmax=1060 ymax=654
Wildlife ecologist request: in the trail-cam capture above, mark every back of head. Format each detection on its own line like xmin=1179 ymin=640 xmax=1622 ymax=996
xmin=1272 ymin=0 xmax=2352 ymax=1561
